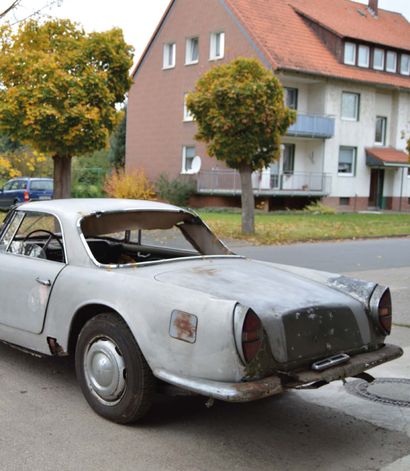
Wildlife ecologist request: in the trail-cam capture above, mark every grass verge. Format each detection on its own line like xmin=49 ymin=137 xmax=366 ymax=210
xmin=198 ymin=211 xmax=410 ymax=245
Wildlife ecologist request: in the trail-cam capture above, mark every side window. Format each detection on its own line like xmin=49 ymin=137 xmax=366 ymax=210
xmin=6 ymin=211 xmax=65 ymax=263
xmin=0 ymin=211 xmax=24 ymax=252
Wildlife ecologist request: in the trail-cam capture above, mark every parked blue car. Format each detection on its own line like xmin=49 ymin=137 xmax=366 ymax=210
xmin=0 ymin=177 xmax=53 ymax=210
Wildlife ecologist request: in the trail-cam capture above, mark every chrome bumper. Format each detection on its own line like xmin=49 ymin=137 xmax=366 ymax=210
xmin=155 ymin=344 xmax=403 ymax=403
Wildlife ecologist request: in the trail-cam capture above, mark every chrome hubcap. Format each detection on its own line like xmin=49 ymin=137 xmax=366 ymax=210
xmin=84 ymin=338 xmax=126 ymax=405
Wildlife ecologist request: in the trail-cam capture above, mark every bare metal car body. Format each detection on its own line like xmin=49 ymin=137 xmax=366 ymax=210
xmin=0 ymin=199 xmax=402 ymax=423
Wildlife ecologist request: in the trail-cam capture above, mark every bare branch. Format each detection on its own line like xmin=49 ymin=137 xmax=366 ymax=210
xmin=0 ymin=0 xmax=22 ymax=20
xmin=0 ymin=1 xmax=63 ymax=25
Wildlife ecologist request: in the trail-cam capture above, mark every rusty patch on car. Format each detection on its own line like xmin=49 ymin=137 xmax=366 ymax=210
xmin=47 ymin=337 xmax=67 ymax=356
xmin=191 ymin=267 xmax=218 ymax=276
xmin=169 ymin=310 xmax=198 ymax=343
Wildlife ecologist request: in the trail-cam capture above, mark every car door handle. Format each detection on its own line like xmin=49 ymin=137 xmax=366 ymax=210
xmin=36 ymin=277 xmax=51 ymax=287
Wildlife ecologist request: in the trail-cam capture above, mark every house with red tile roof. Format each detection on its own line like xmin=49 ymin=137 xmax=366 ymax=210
xmin=126 ymin=0 xmax=410 ymax=211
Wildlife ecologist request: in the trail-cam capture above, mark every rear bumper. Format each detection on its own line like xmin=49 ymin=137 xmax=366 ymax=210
xmin=154 ymin=344 xmax=403 ymax=402
xmin=282 ymin=343 xmax=403 ymax=388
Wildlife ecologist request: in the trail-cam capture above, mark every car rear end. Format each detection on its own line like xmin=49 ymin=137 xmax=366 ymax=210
xmin=231 ymin=283 xmax=402 ymax=395
xmin=27 ymin=178 xmax=53 ymax=202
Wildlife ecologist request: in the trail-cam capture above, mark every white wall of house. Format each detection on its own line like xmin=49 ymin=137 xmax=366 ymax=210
xmin=277 ymin=74 xmax=410 ymax=201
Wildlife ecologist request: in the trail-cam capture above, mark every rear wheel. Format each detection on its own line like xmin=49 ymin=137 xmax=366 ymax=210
xmin=75 ymin=313 xmax=155 ymax=424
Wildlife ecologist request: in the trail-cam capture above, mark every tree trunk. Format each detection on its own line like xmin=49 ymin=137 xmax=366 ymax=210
xmin=239 ymin=164 xmax=255 ymax=234
xmin=53 ymin=155 xmax=72 ymax=199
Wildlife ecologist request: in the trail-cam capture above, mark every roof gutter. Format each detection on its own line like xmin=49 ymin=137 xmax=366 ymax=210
xmin=276 ymin=67 xmax=410 ymax=93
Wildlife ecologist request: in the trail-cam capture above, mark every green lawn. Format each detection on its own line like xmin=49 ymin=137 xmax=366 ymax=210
xmin=198 ymin=211 xmax=410 ymax=245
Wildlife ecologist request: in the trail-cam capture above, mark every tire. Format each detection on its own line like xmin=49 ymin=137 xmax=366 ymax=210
xmin=75 ymin=313 xmax=155 ymax=424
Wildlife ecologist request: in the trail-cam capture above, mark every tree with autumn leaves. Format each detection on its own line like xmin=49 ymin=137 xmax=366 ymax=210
xmin=187 ymin=58 xmax=296 ymax=234
xmin=0 ymin=19 xmax=133 ymax=198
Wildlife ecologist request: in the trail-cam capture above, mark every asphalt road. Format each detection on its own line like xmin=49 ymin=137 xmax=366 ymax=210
xmin=232 ymin=236 xmax=410 ymax=273
xmin=1 ymin=238 xmax=410 ymax=471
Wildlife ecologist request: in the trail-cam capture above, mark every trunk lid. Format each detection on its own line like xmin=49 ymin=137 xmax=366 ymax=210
xmin=154 ymin=257 xmax=372 ymax=366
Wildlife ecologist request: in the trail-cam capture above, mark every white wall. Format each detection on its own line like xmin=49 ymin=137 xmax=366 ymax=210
xmin=280 ymin=73 xmax=410 ymax=200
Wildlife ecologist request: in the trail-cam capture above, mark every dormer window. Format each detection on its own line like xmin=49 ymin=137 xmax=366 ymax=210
xmin=358 ymin=45 xmax=369 ymax=68
xmin=373 ymin=48 xmax=384 ymax=70
xmin=344 ymin=42 xmax=356 ymax=65
xmin=386 ymin=51 xmax=397 ymax=73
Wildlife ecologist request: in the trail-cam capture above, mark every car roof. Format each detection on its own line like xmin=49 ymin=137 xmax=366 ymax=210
xmin=8 ymin=177 xmax=52 ymax=180
xmin=16 ymin=198 xmax=186 ymax=219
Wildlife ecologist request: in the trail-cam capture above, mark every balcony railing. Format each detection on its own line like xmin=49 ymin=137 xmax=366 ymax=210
xmin=196 ymin=170 xmax=332 ymax=195
xmin=287 ymin=113 xmax=335 ymax=139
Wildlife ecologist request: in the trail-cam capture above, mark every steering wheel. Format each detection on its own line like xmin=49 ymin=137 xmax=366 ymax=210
xmin=22 ymin=229 xmax=65 ymax=262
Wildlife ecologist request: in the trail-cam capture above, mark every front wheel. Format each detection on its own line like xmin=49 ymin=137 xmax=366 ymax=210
xmin=75 ymin=313 xmax=155 ymax=424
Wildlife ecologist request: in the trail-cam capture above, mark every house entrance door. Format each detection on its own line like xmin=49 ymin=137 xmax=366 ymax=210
xmin=369 ymin=169 xmax=384 ymax=208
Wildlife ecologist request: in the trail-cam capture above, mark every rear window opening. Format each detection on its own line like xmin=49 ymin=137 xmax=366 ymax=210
xmin=80 ymin=210 xmax=232 ymax=266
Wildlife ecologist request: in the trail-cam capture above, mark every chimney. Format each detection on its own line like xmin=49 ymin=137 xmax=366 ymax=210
xmin=368 ymin=0 xmax=378 ymax=16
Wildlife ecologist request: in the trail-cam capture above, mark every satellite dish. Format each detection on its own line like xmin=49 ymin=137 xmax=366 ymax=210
xmin=191 ymin=155 xmax=202 ymax=174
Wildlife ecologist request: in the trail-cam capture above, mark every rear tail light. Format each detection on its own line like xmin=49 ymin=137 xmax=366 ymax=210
xmin=370 ymin=286 xmax=392 ymax=335
xmin=378 ymin=289 xmax=392 ymax=335
xmin=242 ymin=309 xmax=263 ymax=363
xmin=24 ymin=190 xmax=29 ymax=202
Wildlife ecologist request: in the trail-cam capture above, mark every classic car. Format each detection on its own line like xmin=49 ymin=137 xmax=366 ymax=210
xmin=0 ymin=199 xmax=403 ymax=424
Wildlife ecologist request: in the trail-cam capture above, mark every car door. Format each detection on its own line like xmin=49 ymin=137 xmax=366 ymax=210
xmin=0 ymin=210 xmax=66 ymax=334
xmin=0 ymin=180 xmax=20 ymax=208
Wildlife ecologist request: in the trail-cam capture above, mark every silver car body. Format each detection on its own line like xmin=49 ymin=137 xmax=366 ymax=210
xmin=0 ymin=199 xmax=402 ymax=402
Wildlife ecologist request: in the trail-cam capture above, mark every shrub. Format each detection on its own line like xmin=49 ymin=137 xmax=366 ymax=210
xmin=72 ymin=183 xmax=104 ymax=198
xmin=155 ymin=173 xmax=196 ymax=207
xmin=104 ymin=169 xmax=156 ymax=200
xmin=72 ymin=167 xmax=107 ymax=198
xmin=304 ymin=201 xmax=336 ymax=215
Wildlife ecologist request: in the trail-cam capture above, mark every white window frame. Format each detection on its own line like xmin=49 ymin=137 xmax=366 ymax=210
xmin=338 ymin=146 xmax=356 ymax=177
xmin=400 ymin=54 xmax=410 ymax=76
xmin=163 ymin=42 xmax=176 ymax=69
xmin=185 ymin=37 xmax=199 ymax=65
xmin=373 ymin=48 xmax=385 ymax=70
xmin=358 ymin=45 xmax=370 ymax=68
xmin=386 ymin=51 xmax=397 ymax=73
xmin=375 ymin=116 xmax=387 ymax=146
xmin=210 ymin=32 xmax=225 ymax=61
xmin=344 ymin=42 xmax=356 ymax=65
xmin=183 ymin=94 xmax=194 ymax=122
xmin=181 ymin=146 xmax=196 ymax=174
xmin=341 ymin=92 xmax=360 ymax=121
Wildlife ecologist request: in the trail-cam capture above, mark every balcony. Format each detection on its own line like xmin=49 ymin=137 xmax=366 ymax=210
xmin=196 ymin=170 xmax=332 ymax=196
xmin=287 ymin=113 xmax=335 ymax=139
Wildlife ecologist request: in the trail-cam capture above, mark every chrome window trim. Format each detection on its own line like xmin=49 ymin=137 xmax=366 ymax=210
xmin=9 ymin=208 xmax=69 ymax=265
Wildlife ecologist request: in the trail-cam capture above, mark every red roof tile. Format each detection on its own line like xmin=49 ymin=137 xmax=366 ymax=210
xmin=291 ymin=0 xmax=410 ymax=50
xmin=224 ymin=0 xmax=410 ymax=90
xmin=366 ymin=147 xmax=410 ymax=165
